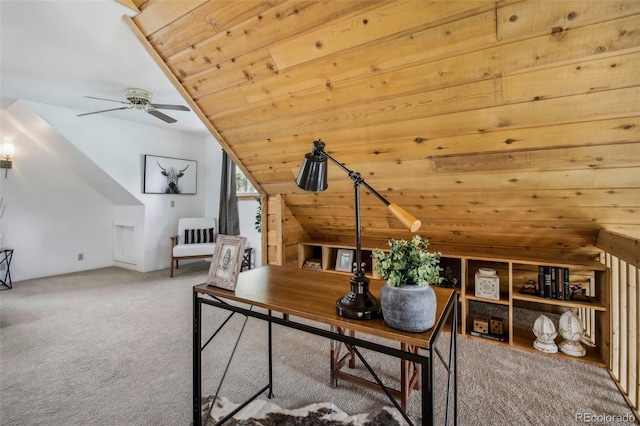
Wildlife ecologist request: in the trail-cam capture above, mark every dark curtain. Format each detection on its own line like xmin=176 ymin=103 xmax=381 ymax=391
xmin=218 ymin=151 xmax=240 ymax=235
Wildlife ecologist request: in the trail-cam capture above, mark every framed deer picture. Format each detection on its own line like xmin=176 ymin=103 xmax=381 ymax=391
xmin=143 ymin=154 xmax=197 ymax=194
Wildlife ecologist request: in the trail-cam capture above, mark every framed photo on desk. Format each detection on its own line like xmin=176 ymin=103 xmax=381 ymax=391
xmin=207 ymin=235 xmax=247 ymax=291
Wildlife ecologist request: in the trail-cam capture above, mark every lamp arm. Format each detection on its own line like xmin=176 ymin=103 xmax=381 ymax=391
xmin=322 ymin=151 xmax=389 ymax=204
xmin=321 ymin=150 xmax=420 ymax=232
xmin=322 ymin=150 xmax=356 ymax=179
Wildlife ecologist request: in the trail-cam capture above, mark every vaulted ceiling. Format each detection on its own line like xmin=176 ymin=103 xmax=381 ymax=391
xmin=128 ymin=0 xmax=640 ymax=263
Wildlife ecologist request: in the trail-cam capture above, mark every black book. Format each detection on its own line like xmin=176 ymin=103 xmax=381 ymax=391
xmin=470 ymin=330 xmax=507 ymax=342
xmin=543 ymin=266 xmax=552 ymax=298
xmin=538 ymin=265 xmax=545 ymax=297
xmin=563 ymin=267 xmax=570 ymax=301
xmin=538 ymin=265 xmax=544 ymax=297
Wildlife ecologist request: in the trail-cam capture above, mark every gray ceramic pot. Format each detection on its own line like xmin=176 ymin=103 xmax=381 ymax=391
xmin=380 ymin=283 xmax=437 ymax=332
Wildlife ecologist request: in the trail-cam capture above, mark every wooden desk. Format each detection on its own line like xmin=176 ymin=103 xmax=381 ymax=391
xmin=193 ymin=265 xmax=457 ymax=426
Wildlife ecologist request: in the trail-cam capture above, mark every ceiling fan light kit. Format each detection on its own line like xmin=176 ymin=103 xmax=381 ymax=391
xmin=77 ymin=88 xmax=190 ymax=123
xmin=124 ymin=87 xmax=153 ymax=106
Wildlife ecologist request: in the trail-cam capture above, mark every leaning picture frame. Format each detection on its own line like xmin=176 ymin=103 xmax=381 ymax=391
xmin=335 ymin=249 xmax=354 ymax=273
xmin=207 ymin=235 xmax=247 ymax=291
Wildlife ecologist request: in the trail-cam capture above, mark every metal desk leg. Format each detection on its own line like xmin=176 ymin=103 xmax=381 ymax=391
xmin=442 ymin=296 xmax=459 ymax=426
xmin=423 ymin=347 xmax=433 ymax=425
xmin=268 ymin=310 xmax=274 ymax=398
xmin=193 ymin=291 xmax=202 ymax=426
xmin=424 ymin=295 xmax=458 ymax=426
xmin=453 ymin=298 xmax=458 ymax=426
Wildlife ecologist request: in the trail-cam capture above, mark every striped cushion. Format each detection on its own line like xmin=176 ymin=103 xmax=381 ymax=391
xmin=184 ymin=228 xmax=215 ymax=244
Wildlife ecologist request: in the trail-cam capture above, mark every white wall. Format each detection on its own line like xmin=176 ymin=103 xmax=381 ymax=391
xmin=1 ymin=106 xmax=116 ymax=280
xmin=31 ymin=100 xmax=219 ymax=273
xmin=0 ymin=100 xmax=221 ymax=280
xmin=1 ymin=100 xmax=263 ymax=281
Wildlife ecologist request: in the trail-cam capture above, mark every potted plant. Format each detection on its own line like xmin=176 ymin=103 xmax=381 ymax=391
xmin=372 ymin=236 xmax=443 ymax=332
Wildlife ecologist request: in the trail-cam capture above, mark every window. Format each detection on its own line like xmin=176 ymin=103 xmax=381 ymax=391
xmin=236 ymin=169 xmax=258 ymax=197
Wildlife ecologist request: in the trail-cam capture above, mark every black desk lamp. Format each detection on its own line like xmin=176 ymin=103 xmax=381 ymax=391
xmin=296 ymin=140 xmax=421 ymax=320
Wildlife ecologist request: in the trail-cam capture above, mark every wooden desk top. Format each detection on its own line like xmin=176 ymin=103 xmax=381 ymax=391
xmin=194 ymin=265 xmax=456 ymax=348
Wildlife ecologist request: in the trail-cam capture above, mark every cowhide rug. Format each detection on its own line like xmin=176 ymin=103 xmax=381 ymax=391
xmin=202 ymin=395 xmax=410 ymax=426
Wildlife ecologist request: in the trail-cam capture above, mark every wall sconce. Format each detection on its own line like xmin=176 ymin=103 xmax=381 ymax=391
xmin=296 ymin=139 xmax=421 ymax=320
xmin=0 ymin=143 xmax=14 ymax=178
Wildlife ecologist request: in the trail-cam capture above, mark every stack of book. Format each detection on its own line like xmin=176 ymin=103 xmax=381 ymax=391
xmin=538 ymin=266 xmax=570 ymax=300
xmin=470 ymin=330 xmax=507 ymax=342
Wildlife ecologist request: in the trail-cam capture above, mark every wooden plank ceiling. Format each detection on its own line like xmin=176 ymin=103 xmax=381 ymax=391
xmin=130 ymin=0 xmax=640 ymax=264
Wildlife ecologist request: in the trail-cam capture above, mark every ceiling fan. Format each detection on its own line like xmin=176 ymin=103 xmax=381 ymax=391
xmin=77 ymin=88 xmax=190 ymax=123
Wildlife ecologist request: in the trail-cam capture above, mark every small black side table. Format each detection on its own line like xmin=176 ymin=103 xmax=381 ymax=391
xmin=241 ymin=247 xmax=252 ymax=271
xmin=0 ymin=248 xmax=14 ymax=289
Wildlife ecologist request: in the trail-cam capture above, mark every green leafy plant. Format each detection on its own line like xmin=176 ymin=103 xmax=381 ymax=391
xmin=372 ymin=235 xmax=443 ymax=287
xmin=437 ymin=266 xmax=460 ymax=288
xmin=254 ymin=196 xmax=261 ymax=233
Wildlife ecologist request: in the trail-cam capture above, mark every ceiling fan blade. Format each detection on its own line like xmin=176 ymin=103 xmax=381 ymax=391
xmin=84 ymin=96 xmax=131 ymax=105
xmin=146 ymin=109 xmax=177 ymax=123
xmin=77 ymin=106 xmax=131 ymax=117
xmin=150 ymin=103 xmax=190 ymax=111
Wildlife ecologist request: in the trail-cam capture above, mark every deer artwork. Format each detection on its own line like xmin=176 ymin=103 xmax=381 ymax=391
xmin=157 ymin=161 xmax=189 ymax=194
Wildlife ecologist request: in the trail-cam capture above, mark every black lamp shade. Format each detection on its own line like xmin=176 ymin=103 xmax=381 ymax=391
xmin=296 ymin=150 xmax=328 ymax=192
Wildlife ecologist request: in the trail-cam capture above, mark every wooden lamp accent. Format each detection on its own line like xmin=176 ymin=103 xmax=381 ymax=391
xmin=387 ymin=203 xmax=421 ymax=233
xmin=296 ymin=139 xmax=422 ymax=320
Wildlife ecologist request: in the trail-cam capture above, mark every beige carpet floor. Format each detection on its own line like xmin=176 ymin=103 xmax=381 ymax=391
xmin=0 ymin=263 xmax=635 ymax=425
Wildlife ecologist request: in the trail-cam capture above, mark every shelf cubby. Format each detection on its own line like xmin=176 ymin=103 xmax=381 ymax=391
xmin=298 ymin=240 xmax=609 ymax=366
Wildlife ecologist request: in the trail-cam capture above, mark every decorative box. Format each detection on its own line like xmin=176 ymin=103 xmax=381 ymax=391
xmin=490 ymin=317 xmax=504 ymax=335
xmin=475 ymin=268 xmax=500 ymax=300
xmin=473 ymin=317 xmax=489 ymax=334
